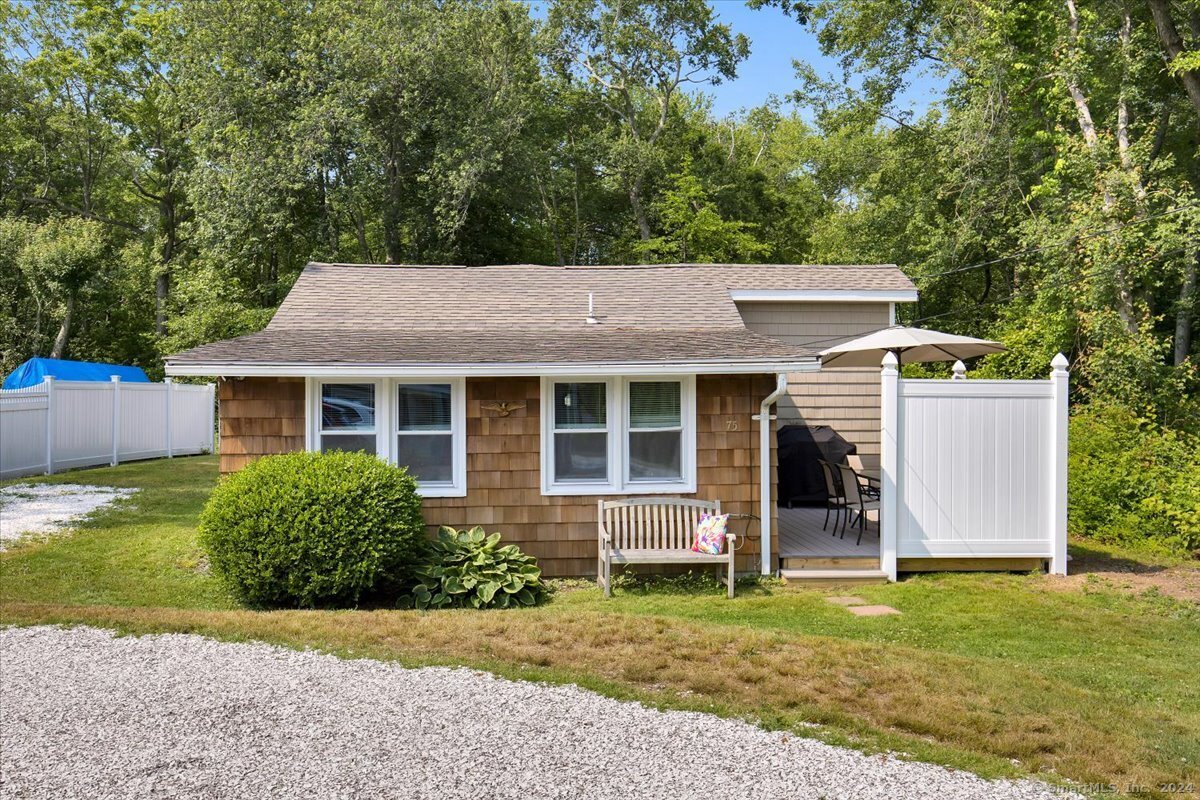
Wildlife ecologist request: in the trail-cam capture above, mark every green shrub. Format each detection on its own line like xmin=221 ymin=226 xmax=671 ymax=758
xmin=1069 ymin=405 xmax=1200 ymax=557
xmin=402 ymin=526 xmax=546 ymax=609
xmin=199 ymin=451 xmax=425 ymax=607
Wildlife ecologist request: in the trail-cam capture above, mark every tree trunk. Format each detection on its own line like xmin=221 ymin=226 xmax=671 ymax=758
xmin=1064 ymin=0 xmax=1101 ymax=151
xmin=1118 ymin=12 xmax=1147 ymax=199
xmin=155 ymin=272 xmax=170 ymax=335
xmin=382 ymin=146 xmax=402 ymax=264
xmin=1176 ymin=255 xmax=1197 ymax=365
xmin=629 ymin=178 xmax=651 ymax=241
xmin=155 ymin=192 xmax=177 ymax=336
xmin=352 ymin=209 xmax=373 ymax=263
xmin=51 ymin=293 xmax=75 ymax=359
xmin=1147 ymin=0 xmax=1200 ymax=118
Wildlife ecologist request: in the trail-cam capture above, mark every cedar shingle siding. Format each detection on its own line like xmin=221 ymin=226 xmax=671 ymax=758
xmin=217 ymin=377 xmax=305 ymax=474
xmin=736 ymin=301 xmax=891 ymax=457
xmin=217 ymin=374 xmax=775 ymax=577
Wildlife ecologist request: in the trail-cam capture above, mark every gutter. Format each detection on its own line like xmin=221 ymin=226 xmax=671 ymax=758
xmin=754 ymin=373 xmax=789 ymax=575
xmin=164 ymin=360 xmax=821 ymax=379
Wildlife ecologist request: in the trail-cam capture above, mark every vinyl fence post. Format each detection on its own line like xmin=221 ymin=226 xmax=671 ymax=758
xmin=879 ymin=353 xmax=899 ymax=582
xmin=43 ymin=375 xmax=55 ymax=475
xmin=1048 ymin=354 xmax=1070 ymax=576
xmin=110 ymin=376 xmax=121 ymax=467
xmin=164 ymin=377 xmax=174 ymax=458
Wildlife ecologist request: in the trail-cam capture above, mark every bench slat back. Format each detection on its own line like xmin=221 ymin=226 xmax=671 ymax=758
xmin=600 ymin=497 xmax=721 ymax=551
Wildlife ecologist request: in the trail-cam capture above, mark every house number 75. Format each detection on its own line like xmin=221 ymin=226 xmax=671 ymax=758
xmin=726 ymin=419 xmax=740 ymax=431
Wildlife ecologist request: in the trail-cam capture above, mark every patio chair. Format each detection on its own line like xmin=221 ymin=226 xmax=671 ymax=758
xmin=837 ymin=463 xmax=880 ymax=546
xmin=846 ymin=454 xmax=880 ymax=499
xmin=817 ymin=459 xmax=848 ymax=534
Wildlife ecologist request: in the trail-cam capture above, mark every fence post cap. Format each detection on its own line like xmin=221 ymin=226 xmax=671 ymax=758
xmin=881 ymin=352 xmax=899 ymax=369
xmin=110 ymin=375 xmax=121 ymax=382
xmin=952 ymin=360 xmax=967 ymax=379
xmin=1050 ymin=353 xmax=1069 ymax=372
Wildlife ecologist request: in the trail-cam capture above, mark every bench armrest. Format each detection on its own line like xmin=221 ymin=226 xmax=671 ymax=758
xmin=598 ymin=529 xmax=611 ymax=543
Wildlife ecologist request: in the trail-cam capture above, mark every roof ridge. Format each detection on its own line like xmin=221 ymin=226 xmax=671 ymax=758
xmin=304 ymin=261 xmax=900 ymax=270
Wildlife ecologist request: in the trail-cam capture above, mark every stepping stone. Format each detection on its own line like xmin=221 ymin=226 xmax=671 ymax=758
xmin=847 ymin=604 xmax=901 ymax=617
xmin=825 ymin=596 xmax=868 ymax=606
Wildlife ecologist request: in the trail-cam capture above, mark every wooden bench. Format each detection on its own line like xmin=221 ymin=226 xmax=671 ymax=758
xmin=597 ymin=497 xmax=736 ymax=599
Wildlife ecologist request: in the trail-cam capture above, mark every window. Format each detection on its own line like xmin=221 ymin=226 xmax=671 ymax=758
xmin=309 ymin=378 xmax=466 ymax=497
xmin=541 ymin=376 xmax=695 ymax=495
xmin=552 ymin=382 xmax=610 ymax=482
xmin=395 ymin=383 xmax=453 ymax=485
xmin=627 ymin=381 xmax=682 ymax=482
xmin=320 ymin=383 xmax=376 ymax=454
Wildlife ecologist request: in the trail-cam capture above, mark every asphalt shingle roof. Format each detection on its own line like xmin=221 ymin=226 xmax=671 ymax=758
xmin=167 ymin=262 xmax=914 ymax=369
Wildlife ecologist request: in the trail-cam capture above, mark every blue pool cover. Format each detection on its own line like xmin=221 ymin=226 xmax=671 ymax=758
xmin=2 ymin=357 xmax=152 ymax=390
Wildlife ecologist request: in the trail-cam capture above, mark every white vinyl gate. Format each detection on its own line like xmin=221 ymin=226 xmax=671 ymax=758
xmin=879 ymin=354 xmax=1069 ymax=579
xmin=0 ymin=377 xmax=215 ymax=479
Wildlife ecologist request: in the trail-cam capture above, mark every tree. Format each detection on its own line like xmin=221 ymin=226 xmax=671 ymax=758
xmin=545 ymin=0 xmax=749 ymax=240
xmin=640 ymin=156 xmax=769 ymax=262
xmin=9 ymin=217 xmax=108 ymax=358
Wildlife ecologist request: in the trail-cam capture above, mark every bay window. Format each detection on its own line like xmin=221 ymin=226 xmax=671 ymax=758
xmin=541 ymin=376 xmax=695 ymax=495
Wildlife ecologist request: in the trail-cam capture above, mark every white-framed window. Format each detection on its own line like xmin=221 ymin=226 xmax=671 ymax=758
xmin=308 ymin=377 xmax=466 ymax=497
xmin=540 ymin=375 xmax=695 ymax=495
xmin=318 ymin=382 xmax=378 ymax=455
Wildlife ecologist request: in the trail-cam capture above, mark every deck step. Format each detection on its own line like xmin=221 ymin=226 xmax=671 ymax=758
xmin=780 ymin=556 xmax=880 ymax=571
xmin=780 ymin=568 xmax=889 ymax=586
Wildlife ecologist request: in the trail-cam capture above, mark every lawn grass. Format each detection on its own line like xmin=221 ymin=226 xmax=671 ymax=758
xmin=2 ymin=457 xmax=1198 ymax=798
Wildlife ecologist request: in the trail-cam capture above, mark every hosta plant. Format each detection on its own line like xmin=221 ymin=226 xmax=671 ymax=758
xmin=403 ymin=526 xmax=546 ymax=609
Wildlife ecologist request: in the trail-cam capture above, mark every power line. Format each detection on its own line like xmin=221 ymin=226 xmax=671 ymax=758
xmin=915 ymin=202 xmax=1200 ymax=281
xmin=790 ymin=243 xmax=1196 ymax=352
xmin=910 ymin=245 xmax=1196 ymax=326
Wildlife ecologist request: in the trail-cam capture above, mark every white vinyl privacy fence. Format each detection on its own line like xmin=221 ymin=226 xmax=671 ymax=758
xmin=0 ymin=378 xmax=215 ymax=479
xmin=879 ymin=353 xmax=1069 ymax=580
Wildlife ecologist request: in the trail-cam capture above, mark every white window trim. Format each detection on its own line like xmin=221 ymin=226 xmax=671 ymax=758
xmin=539 ymin=375 xmax=696 ymax=496
xmin=306 ymin=377 xmax=466 ymax=498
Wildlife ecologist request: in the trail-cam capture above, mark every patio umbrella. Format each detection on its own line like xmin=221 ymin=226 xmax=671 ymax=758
xmin=819 ymin=326 xmax=1006 ymax=368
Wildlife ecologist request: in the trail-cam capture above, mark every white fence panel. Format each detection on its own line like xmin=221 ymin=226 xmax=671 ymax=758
xmin=0 ymin=377 xmax=215 ymax=479
xmin=880 ymin=355 xmax=1069 ymax=579
xmin=52 ymin=382 xmax=117 ymax=471
xmin=172 ymin=384 xmax=216 ymax=454
xmin=0 ymin=384 xmax=49 ymax=478
xmin=120 ymin=382 xmax=169 ymax=460
xmin=897 ymin=382 xmax=1051 ymax=555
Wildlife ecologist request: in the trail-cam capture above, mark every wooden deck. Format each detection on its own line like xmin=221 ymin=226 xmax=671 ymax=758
xmin=778 ymin=506 xmax=880 ymax=558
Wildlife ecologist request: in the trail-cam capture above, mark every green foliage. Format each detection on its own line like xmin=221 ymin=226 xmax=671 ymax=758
xmin=640 ymin=157 xmax=770 ymax=262
xmin=198 ymin=451 xmax=425 ymax=608
xmin=402 ymin=526 xmax=546 ymax=610
xmin=1069 ymin=405 xmax=1200 ymax=557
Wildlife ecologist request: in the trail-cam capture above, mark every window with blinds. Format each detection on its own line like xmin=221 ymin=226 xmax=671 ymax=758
xmin=542 ymin=377 xmax=693 ymax=494
xmin=396 ymin=383 xmax=453 ymax=484
xmin=627 ymin=381 xmax=682 ymax=481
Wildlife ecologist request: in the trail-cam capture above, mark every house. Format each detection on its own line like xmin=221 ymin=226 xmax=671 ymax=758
xmin=166 ymin=262 xmax=918 ymax=578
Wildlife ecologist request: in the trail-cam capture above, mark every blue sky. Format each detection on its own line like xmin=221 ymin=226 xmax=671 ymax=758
xmin=528 ymin=1 xmax=948 ymax=120
xmin=703 ymin=1 xmax=947 ymax=118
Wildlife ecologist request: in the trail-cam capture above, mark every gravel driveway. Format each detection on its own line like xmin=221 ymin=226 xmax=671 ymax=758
xmin=0 ymin=626 xmax=1081 ymax=800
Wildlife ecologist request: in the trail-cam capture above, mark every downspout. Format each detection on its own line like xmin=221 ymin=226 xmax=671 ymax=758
xmin=755 ymin=373 xmax=788 ymax=575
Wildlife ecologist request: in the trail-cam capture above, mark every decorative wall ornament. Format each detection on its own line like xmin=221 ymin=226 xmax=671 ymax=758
xmin=481 ymin=401 xmax=525 ymax=417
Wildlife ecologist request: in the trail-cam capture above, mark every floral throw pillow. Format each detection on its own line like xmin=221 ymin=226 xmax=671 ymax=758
xmin=691 ymin=513 xmax=730 ymax=555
